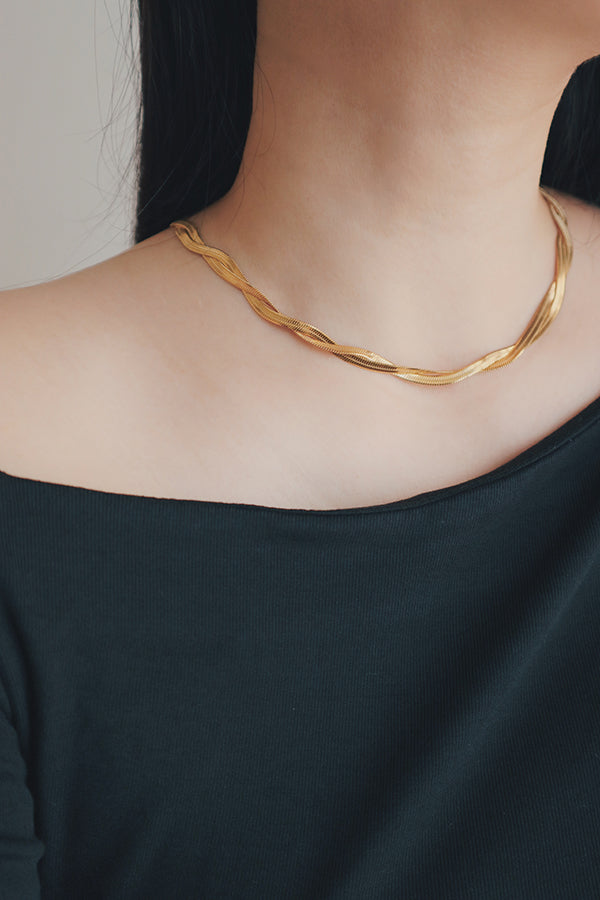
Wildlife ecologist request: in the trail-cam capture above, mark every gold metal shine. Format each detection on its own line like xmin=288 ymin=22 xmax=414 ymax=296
xmin=169 ymin=186 xmax=573 ymax=386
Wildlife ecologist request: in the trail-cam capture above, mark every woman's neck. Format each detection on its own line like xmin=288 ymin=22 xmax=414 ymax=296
xmin=193 ymin=0 xmax=598 ymax=370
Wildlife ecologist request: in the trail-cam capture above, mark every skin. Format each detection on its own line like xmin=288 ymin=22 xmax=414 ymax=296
xmin=192 ymin=0 xmax=600 ymax=370
xmin=1 ymin=1 xmax=600 ymax=507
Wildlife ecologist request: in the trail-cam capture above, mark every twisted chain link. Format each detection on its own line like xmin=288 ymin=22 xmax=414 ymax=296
xmin=169 ymin=186 xmax=573 ymax=386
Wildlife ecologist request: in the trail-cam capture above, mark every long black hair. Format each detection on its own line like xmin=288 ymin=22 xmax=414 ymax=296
xmin=131 ymin=0 xmax=600 ymax=245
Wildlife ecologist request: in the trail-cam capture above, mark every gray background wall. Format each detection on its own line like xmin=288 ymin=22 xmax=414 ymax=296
xmin=1 ymin=1 xmax=138 ymax=289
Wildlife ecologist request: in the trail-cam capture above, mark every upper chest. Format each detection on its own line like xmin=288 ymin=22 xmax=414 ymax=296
xmin=2 ymin=195 xmax=600 ymax=510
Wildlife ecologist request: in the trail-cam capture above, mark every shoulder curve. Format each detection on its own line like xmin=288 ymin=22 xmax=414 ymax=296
xmin=0 ymin=251 xmax=148 ymax=484
xmin=0 ymin=227 xmax=222 ymax=489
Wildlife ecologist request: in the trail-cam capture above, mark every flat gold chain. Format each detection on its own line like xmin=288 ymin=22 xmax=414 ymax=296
xmin=169 ymin=186 xmax=573 ymax=386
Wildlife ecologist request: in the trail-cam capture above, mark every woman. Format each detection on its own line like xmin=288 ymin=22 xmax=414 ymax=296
xmin=1 ymin=1 xmax=600 ymax=896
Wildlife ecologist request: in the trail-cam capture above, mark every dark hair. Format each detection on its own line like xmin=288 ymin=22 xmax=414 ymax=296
xmin=131 ymin=1 xmax=600 ymax=244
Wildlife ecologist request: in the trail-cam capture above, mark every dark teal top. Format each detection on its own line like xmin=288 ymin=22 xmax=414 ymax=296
xmin=2 ymin=394 xmax=600 ymax=899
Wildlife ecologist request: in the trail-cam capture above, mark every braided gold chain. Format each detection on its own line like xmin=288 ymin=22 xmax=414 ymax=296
xmin=169 ymin=186 xmax=573 ymax=386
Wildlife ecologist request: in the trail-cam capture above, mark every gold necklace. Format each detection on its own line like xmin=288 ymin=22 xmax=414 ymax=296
xmin=169 ymin=186 xmax=573 ymax=386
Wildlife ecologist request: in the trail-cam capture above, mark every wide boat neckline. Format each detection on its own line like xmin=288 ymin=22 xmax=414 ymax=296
xmin=1 ymin=391 xmax=600 ymax=517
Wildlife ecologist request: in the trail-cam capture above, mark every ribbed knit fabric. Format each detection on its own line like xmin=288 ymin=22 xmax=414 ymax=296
xmin=1 ymin=395 xmax=600 ymax=899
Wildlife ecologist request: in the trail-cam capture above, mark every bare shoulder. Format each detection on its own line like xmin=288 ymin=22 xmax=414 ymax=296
xmin=0 ymin=223 xmax=226 ymax=488
xmin=0 ymin=226 xmax=173 ymax=393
